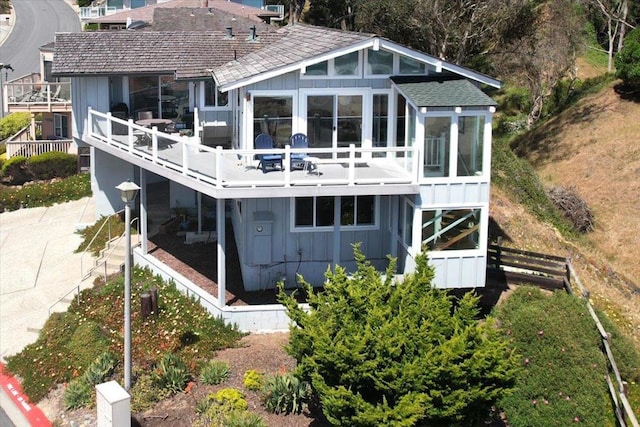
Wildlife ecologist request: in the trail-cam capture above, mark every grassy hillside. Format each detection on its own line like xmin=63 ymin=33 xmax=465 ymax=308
xmin=492 ymin=80 xmax=640 ymax=349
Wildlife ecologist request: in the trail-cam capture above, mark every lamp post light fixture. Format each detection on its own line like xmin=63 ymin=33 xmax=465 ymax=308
xmin=115 ymin=181 xmax=140 ymax=391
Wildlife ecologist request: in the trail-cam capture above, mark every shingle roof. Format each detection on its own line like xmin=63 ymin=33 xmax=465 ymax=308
xmin=148 ymin=7 xmax=271 ymax=32
xmin=52 ymin=30 xmax=285 ymax=79
xmin=88 ymin=0 xmax=274 ymax=24
xmin=390 ymin=76 xmax=497 ymax=108
xmin=213 ymin=24 xmax=375 ymax=87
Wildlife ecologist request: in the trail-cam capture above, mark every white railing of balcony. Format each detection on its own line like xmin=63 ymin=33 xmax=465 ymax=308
xmin=5 ymin=81 xmax=71 ymax=106
xmin=6 ymin=137 xmax=74 ymax=158
xmin=87 ymin=108 xmax=420 ymax=189
xmin=79 ymin=6 xmax=119 ymax=19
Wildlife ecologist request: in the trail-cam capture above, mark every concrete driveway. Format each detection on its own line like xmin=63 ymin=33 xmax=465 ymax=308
xmin=0 ymin=197 xmax=96 ymax=361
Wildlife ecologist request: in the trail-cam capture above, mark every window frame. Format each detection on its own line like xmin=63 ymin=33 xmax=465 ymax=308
xmin=199 ymin=80 xmax=231 ymax=111
xmin=301 ymin=51 xmax=363 ymax=80
xmin=291 ymin=195 xmax=380 ymax=232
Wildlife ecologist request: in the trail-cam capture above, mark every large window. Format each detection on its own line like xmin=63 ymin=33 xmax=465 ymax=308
xmin=372 ymin=94 xmax=389 ymax=155
xmin=293 ymin=196 xmax=377 ymax=230
xmin=253 ymin=96 xmax=293 ymax=147
xmin=423 ymin=117 xmax=451 ymax=177
xmin=421 ymin=208 xmax=481 ymax=251
xmin=303 ymin=52 xmax=361 ymax=77
xmin=457 ymin=116 xmax=485 ymax=176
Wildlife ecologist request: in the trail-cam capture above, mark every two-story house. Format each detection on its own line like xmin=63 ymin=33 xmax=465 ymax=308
xmin=52 ymin=21 xmax=500 ymax=331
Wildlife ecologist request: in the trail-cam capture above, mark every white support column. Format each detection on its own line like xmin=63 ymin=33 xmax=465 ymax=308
xmin=333 ymin=196 xmax=340 ymax=268
xmin=217 ymin=198 xmax=226 ymax=307
xmin=197 ymin=192 xmax=202 ymax=234
xmin=390 ymin=195 xmax=398 ymax=259
xmin=139 ymin=170 xmax=148 ymax=254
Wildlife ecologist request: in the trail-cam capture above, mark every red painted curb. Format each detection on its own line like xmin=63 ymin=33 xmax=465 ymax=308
xmin=0 ymin=363 xmax=52 ymax=427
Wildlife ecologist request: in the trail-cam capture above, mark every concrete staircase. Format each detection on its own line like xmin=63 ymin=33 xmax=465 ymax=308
xmin=90 ymin=233 xmax=141 ymax=279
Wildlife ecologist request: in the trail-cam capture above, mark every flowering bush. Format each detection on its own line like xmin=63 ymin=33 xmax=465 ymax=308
xmin=0 ymin=173 xmax=91 ymax=211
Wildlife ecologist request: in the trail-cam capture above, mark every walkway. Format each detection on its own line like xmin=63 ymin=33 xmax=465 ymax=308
xmin=0 ymin=197 xmax=96 ymax=425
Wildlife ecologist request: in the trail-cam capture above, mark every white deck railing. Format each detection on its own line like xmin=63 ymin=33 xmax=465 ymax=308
xmin=5 ymin=132 xmax=74 ymax=158
xmin=4 ymin=79 xmax=71 ymax=108
xmin=79 ymin=6 xmax=118 ymax=19
xmin=87 ymin=108 xmax=420 ymax=190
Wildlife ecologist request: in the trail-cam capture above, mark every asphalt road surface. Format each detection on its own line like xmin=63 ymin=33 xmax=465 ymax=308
xmin=0 ymin=0 xmax=80 ymax=78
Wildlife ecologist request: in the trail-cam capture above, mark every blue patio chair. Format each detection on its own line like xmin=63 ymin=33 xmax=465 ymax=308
xmin=289 ymin=133 xmax=309 ymax=169
xmin=255 ymin=133 xmax=282 ymax=173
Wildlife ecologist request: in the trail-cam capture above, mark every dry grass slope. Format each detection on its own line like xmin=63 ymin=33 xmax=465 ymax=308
xmin=503 ymin=81 xmax=640 ymax=346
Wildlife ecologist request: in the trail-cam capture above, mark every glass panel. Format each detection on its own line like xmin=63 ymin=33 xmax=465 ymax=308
xmin=357 ymin=195 xmax=375 ymax=225
xmin=160 ymin=76 xmax=189 ymax=120
xmin=457 ymin=116 xmax=484 ymax=176
xmin=399 ymin=56 xmax=425 ymax=74
xmin=130 ymin=0 xmax=146 ymax=8
xmin=396 ymin=94 xmax=406 ymax=157
xmin=306 ymin=61 xmax=328 ymax=76
xmin=337 ymin=95 xmax=362 ymax=156
xmin=316 ymin=197 xmax=335 ymax=227
xmin=204 ymin=80 xmax=228 ymax=107
xmin=424 ymin=117 xmax=451 ymax=177
xmin=253 ymin=96 xmax=293 ymax=146
xmin=367 ymin=49 xmax=393 ymax=74
xmin=372 ymin=94 xmax=388 ymax=157
xmin=334 ymin=51 xmax=359 ymax=76
xmin=341 ymin=196 xmax=355 ymax=225
xmin=295 ymin=198 xmax=313 ymax=227
xmin=422 ymin=209 xmax=481 ymax=250
xmin=406 ymin=106 xmax=416 ymax=163
xmin=307 ymin=96 xmax=334 ymax=151
xmin=129 ymin=76 xmax=159 ymax=118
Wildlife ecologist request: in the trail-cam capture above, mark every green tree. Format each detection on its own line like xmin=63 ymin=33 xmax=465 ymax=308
xmin=279 ymin=246 xmax=520 ymax=426
xmin=614 ymin=26 xmax=640 ymax=89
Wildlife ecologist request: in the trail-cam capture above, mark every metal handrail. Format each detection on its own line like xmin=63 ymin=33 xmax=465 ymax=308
xmin=49 ymin=216 xmax=140 ymax=315
xmin=79 ymin=209 xmax=124 ymax=279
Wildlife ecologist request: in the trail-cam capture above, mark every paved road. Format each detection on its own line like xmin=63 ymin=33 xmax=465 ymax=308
xmin=0 ymin=0 xmax=80 ymax=78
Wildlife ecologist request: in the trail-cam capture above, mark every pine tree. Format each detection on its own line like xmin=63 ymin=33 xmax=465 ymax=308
xmin=279 ymin=245 xmax=520 ymax=426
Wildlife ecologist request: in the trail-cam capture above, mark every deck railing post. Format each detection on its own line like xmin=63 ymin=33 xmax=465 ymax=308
xmin=284 ymin=145 xmax=291 ymax=187
xmin=348 ymin=144 xmax=356 ymax=185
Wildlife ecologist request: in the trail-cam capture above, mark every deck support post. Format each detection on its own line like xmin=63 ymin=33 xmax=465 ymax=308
xmin=140 ymin=169 xmax=148 ymax=254
xmin=333 ymin=196 xmax=340 ymax=268
xmin=217 ymin=198 xmax=226 ymax=307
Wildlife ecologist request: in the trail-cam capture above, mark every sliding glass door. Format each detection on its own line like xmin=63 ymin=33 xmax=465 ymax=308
xmin=306 ymin=94 xmax=363 ymax=157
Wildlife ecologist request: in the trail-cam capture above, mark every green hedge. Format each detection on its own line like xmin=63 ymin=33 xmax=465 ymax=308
xmin=1 ymin=155 xmax=30 ymax=185
xmin=28 ymin=151 xmax=78 ymax=180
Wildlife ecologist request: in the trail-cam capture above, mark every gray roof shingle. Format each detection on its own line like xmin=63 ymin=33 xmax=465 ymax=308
xmin=213 ymin=24 xmax=375 ymax=87
xmin=391 ymin=76 xmax=497 ymax=108
xmin=52 ymin=30 xmax=285 ymax=79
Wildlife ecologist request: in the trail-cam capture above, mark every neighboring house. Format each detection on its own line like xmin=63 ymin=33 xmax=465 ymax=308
xmin=52 ymin=20 xmax=500 ymax=331
xmin=2 ymin=43 xmax=82 ymax=162
xmin=81 ymin=0 xmax=278 ymax=25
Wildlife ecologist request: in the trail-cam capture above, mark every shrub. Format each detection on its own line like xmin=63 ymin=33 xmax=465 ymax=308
xmin=200 ymin=360 xmax=231 ymax=385
xmin=75 ymin=214 xmax=126 ymax=256
xmin=0 ymin=112 xmax=30 ymax=140
xmin=547 ymin=186 xmax=595 ymax=233
xmin=262 ymin=372 xmax=309 ymax=415
xmin=243 ymin=370 xmax=264 ymax=391
xmin=130 ymin=373 xmax=171 ymax=412
xmin=63 ymin=378 xmax=92 ymax=410
xmin=153 ymin=353 xmax=191 ymax=394
xmin=614 ymin=27 xmax=640 ymax=90
xmin=279 ymin=246 xmax=520 ymax=426
xmin=27 ymin=151 xmax=78 ymax=180
xmin=224 ymin=411 xmax=266 ymax=427
xmin=1 ymin=155 xmax=31 ymax=184
xmin=212 ymin=388 xmax=248 ymax=411
xmin=84 ymin=352 xmax=118 ymax=386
